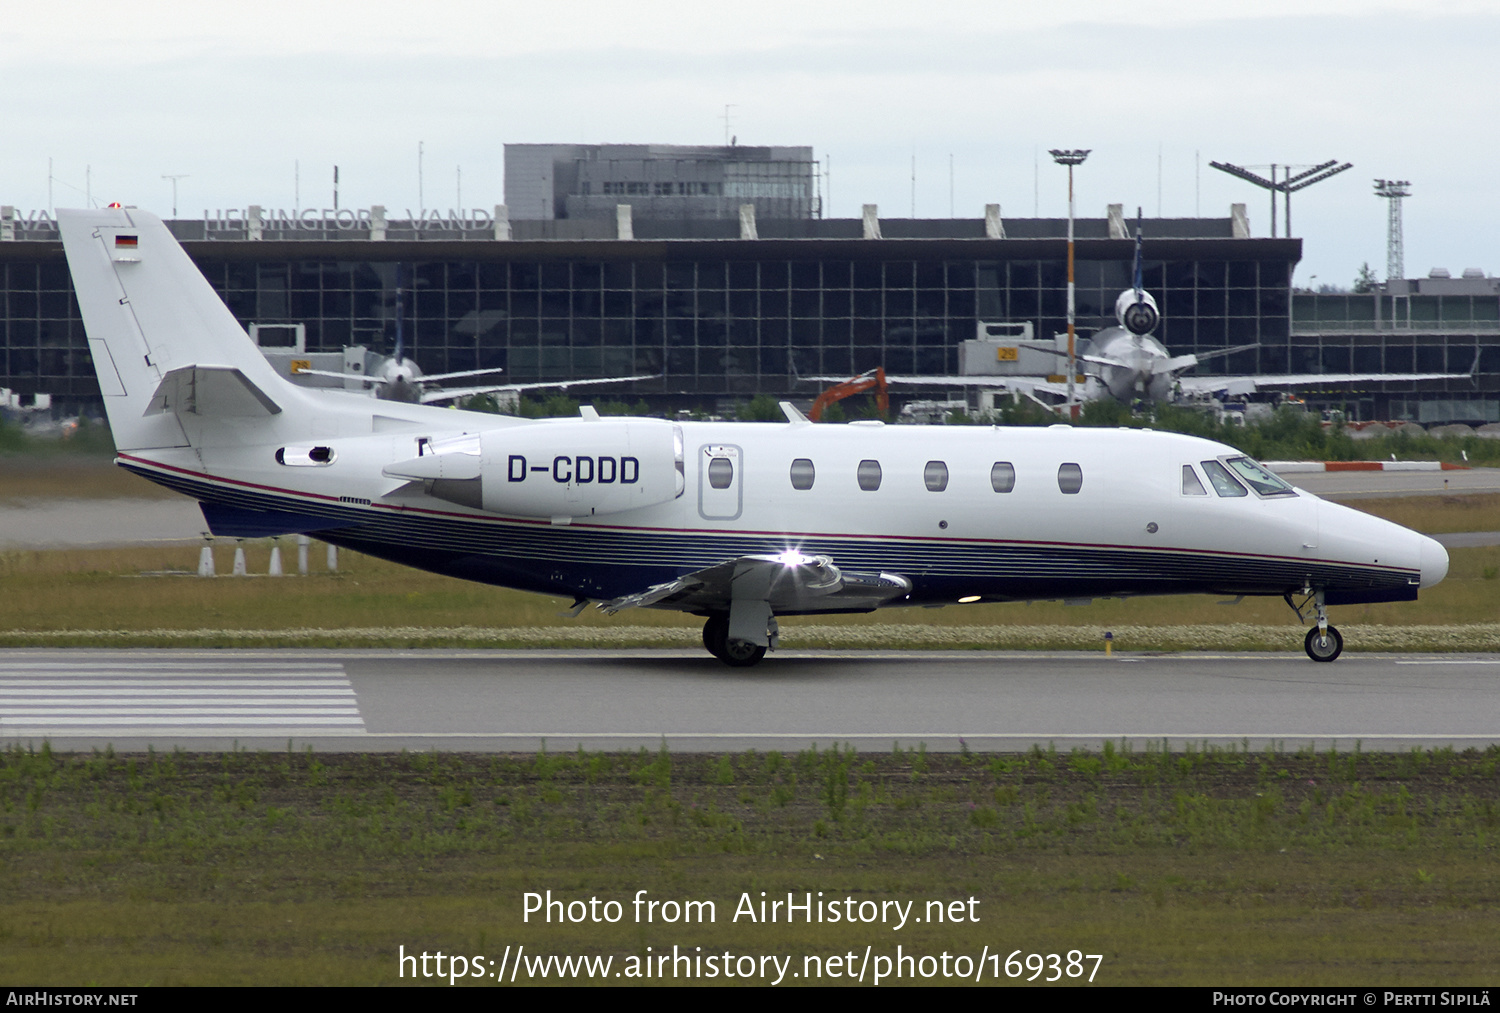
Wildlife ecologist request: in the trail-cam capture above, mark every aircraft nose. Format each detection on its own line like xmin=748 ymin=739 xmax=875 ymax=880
xmin=1419 ymin=534 xmax=1449 ymax=588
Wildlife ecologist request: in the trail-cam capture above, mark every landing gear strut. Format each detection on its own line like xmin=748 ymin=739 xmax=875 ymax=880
xmin=702 ymin=613 xmax=767 ymax=668
xmin=1286 ymin=588 xmax=1343 ymax=663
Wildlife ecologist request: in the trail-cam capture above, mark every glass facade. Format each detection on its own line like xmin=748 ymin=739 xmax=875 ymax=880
xmin=0 ymin=239 xmax=1299 ymax=405
xmin=1289 ymin=289 xmax=1500 ymax=420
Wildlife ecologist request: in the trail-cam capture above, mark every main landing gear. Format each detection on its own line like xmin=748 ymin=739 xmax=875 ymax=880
xmin=1286 ymin=588 xmax=1343 ymax=663
xmin=702 ymin=613 xmax=767 ymax=667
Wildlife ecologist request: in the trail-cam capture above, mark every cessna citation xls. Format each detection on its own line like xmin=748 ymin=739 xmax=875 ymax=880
xmin=60 ymin=208 xmax=1448 ymax=665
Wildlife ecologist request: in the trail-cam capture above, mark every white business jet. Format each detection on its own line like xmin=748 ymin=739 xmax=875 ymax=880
xmin=61 ymin=208 xmax=1448 ymax=665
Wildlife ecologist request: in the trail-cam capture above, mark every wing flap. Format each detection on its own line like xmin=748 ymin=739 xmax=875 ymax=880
xmin=599 ymin=553 xmax=911 ymax=616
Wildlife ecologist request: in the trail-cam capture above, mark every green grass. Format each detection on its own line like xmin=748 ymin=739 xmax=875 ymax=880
xmin=3 ymin=744 xmax=1499 ymax=985
xmin=0 ymin=454 xmax=174 ymax=502
xmin=1 ymin=536 xmax=1496 ymax=650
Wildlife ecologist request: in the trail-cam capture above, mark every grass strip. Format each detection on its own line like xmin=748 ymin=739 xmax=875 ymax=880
xmin=2 ymin=744 xmax=1498 ymax=985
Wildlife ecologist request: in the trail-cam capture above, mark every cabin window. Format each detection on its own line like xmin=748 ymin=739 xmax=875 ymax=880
xmin=924 ymin=460 xmax=949 ymax=492
xmin=1200 ymin=460 xmax=1248 ymax=497
xmin=1057 ymin=462 xmax=1083 ymax=494
xmin=707 ymin=457 xmax=734 ymax=490
xmin=1182 ymin=465 xmax=1208 ymax=496
xmin=789 ymin=458 xmax=815 ymax=490
xmin=857 ymin=459 xmax=882 ymax=491
xmin=990 ymin=461 xmax=1015 ymax=493
xmin=1225 ymin=456 xmax=1297 ymax=497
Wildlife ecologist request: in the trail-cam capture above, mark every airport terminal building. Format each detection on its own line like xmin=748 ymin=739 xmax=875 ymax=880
xmin=2 ymin=149 xmax=1496 ymax=422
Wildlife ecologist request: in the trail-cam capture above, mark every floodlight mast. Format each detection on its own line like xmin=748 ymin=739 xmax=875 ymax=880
xmin=1209 ymin=159 xmax=1351 ymax=237
xmin=1374 ymin=179 xmax=1411 ymax=282
xmin=1049 ymin=148 xmax=1089 ymax=420
xmin=1281 ymin=160 xmax=1351 ymax=235
xmin=161 ymin=175 xmax=188 ymax=218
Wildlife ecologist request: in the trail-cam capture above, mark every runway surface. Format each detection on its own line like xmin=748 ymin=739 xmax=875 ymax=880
xmin=1288 ymin=466 xmax=1500 ymax=499
xmin=3 ymin=648 xmax=1498 ymax=754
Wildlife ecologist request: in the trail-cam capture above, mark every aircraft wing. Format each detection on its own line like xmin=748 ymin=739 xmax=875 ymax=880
xmin=290 ymin=367 xmax=374 ymax=384
xmin=290 ymin=365 xmax=507 ymax=386
xmin=598 ymin=553 xmax=911 ymax=616
xmin=419 ymin=374 xmax=661 ymax=404
xmin=806 ymin=373 xmax=1064 ymax=390
xmin=1180 ymin=370 xmax=1472 ymax=398
xmin=415 ymin=366 xmax=507 ymax=384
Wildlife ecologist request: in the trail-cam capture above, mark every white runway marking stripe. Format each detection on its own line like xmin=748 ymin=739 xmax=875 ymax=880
xmin=0 ymin=659 xmax=364 ymax=734
xmin=0 ymin=662 xmax=345 ymax=672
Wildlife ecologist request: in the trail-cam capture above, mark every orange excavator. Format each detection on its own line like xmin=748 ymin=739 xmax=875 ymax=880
xmin=808 ymin=368 xmax=890 ymax=422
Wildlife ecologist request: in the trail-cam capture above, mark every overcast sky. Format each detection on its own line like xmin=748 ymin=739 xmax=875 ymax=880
xmin=6 ymin=0 xmax=1494 ymax=288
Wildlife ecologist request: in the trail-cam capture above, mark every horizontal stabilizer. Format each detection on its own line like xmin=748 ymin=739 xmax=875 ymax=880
xmin=146 ymin=365 xmax=282 ymax=418
xmin=1152 ymin=354 xmax=1199 ymax=375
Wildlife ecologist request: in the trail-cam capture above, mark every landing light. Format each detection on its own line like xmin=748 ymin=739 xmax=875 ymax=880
xmin=775 ymin=550 xmax=812 ymax=567
xmin=958 ymin=595 xmax=982 ymax=603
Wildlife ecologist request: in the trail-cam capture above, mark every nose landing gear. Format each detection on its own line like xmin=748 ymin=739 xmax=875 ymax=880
xmin=1304 ymin=624 xmax=1343 ymax=662
xmin=1285 ymin=587 xmax=1343 ymax=663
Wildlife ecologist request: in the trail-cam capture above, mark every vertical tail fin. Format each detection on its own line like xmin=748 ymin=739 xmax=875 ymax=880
xmin=58 ymin=207 xmax=288 ymax=451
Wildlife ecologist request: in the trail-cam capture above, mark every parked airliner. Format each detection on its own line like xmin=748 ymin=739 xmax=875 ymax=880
xmin=288 ymin=344 xmax=656 ymax=405
xmin=854 ymin=230 xmax=1470 ymax=408
xmin=60 ymin=208 xmax=1448 ymax=664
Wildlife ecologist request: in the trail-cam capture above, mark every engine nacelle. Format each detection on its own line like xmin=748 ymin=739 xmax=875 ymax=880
xmin=385 ymin=419 xmax=684 ymax=519
xmin=1114 ymin=289 xmax=1160 ymax=335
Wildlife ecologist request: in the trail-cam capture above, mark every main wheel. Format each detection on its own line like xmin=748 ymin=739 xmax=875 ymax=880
xmin=719 ymin=638 xmax=767 ymax=667
xmin=701 ymin=614 xmax=767 ymax=667
xmin=1304 ymin=625 xmax=1343 ymax=663
xmin=702 ymin=614 xmax=730 ymax=660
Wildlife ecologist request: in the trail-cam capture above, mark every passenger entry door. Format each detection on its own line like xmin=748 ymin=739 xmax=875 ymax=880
xmin=698 ymin=444 xmax=742 ymax=520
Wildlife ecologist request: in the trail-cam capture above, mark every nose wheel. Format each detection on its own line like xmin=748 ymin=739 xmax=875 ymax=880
xmin=702 ymin=613 xmax=767 ymax=667
xmin=1286 ymin=588 xmax=1343 ymax=662
xmin=1304 ymin=625 xmax=1343 ymax=662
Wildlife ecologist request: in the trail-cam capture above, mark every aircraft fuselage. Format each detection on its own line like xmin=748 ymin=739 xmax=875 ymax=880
xmin=116 ymin=416 xmax=1442 ymax=612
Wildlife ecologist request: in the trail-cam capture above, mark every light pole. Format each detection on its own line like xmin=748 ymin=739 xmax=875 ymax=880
xmin=161 ymin=174 xmax=188 ymax=218
xmin=1049 ymin=149 xmax=1089 ymax=420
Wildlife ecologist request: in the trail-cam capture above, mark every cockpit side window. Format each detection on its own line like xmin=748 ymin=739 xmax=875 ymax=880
xmin=1181 ymin=465 xmax=1208 ymax=496
xmin=1224 ymin=456 xmax=1297 ymax=497
xmin=1200 ymin=460 xmax=1248 ymax=497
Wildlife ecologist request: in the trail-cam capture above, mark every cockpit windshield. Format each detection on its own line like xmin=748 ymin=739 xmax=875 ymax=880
xmin=1224 ymin=456 xmax=1297 ymax=497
